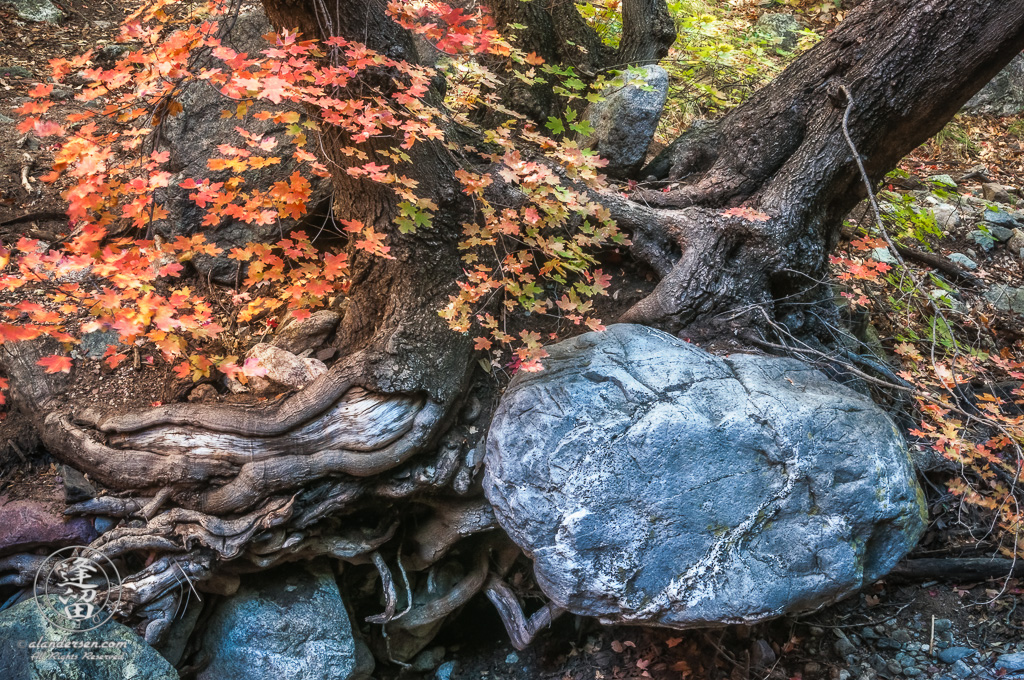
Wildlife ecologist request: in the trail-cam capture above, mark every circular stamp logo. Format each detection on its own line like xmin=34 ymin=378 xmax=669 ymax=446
xmin=33 ymin=546 xmax=122 ymax=633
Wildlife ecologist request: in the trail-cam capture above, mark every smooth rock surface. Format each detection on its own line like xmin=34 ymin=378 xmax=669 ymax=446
xmin=0 ymin=597 xmax=178 ymax=680
xmin=272 ymin=310 xmax=341 ymax=355
xmin=996 ymin=652 xmax=1024 ymax=671
xmin=234 ymin=343 xmax=327 ymax=395
xmin=8 ymin=0 xmax=62 ymax=22
xmin=0 ymin=495 xmax=97 ymax=557
xmin=198 ymin=561 xmax=361 ymax=680
xmin=484 ymin=324 xmax=926 ymax=628
xmin=581 ymin=65 xmax=668 ymax=179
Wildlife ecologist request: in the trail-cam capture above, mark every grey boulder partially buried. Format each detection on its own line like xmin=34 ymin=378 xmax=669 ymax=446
xmin=484 ymin=324 xmax=925 ymax=628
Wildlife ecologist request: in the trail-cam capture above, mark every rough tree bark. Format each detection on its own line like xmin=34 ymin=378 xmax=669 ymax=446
xmin=4 ymin=0 xmax=1024 ymax=662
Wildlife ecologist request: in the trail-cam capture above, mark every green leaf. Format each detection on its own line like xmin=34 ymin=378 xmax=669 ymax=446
xmin=545 ymin=117 xmax=565 ymax=135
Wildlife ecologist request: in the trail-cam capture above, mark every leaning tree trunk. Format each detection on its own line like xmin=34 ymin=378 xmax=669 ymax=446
xmin=4 ymin=0 xmax=1024 ymax=660
xmin=618 ymin=0 xmax=1024 ymax=338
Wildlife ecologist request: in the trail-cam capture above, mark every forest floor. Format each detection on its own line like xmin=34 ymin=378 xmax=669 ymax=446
xmin=2 ymin=3 xmax=1024 ymax=680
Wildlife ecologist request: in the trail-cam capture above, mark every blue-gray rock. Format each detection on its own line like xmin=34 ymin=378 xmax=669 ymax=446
xmin=0 ymin=113 xmax=14 ymax=125
xmin=581 ymin=65 xmax=668 ymax=179
xmin=937 ymin=647 xmax=975 ymax=664
xmin=78 ymin=330 xmax=121 ymax=359
xmin=435 ymin=661 xmax=457 ymax=680
xmin=989 ymin=225 xmax=1016 ymax=241
xmin=969 ymin=230 xmax=996 ymax=251
xmin=928 ymin=174 xmax=958 ymax=189
xmin=964 ymin=53 xmax=1024 ymax=117
xmin=484 ymin=324 xmax=926 ymax=629
xmin=981 ymin=208 xmax=1020 ymax=231
xmin=948 ymin=253 xmax=977 ymax=270
xmin=903 ymin=667 xmax=922 ymax=677
xmin=985 ymin=284 xmax=1024 ymax=314
xmin=9 ymin=0 xmax=62 ymax=22
xmin=755 ymin=13 xmax=801 ymax=52
xmin=0 ymin=597 xmax=178 ymax=679
xmin=870 ymin=247 xmax=897 ymax=265
xmin=505 ymin=652 xmax=519 ymax=664
xmin=198 ymin=561 xmax=361 ymax=680
xmin=996 ymin=653 xmax=1024 ymax=672
xmin=951 ymin=659 xmax=972 ymax=678
xmin=932 ymin=618 xmax=953 ymax=632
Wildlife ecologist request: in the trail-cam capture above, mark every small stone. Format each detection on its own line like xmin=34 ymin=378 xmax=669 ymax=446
xmin=93 ymin=516 xmax=117 ymax=534
xmin=0 ymin=65 xmax=32 ymax=79
xmin=505 ymin=652 xmax=519 ymax=664
xmin=948 ymin=253 xmax=978 ymax=270
xmin=928 ymin=174 xmax=958 ymax=189
xmin=930 ymin=202 xmax=962 ymax=229
xmin=435 ymin=661 xmax=457 ymax=680
xmin=315 ymin=347 xmax=337 ymax=362
xmin=990 ymin=225 xmax=1016 ymax=241
xmin=892 ymin=629 xmax=913 ymax=643
xmin=951 ymin=660 xmax=972 ymax=678
xmin=870 ymin=247 xmax=898 ymax=264
xmin=188 ymin=383 xmax=219 ymax=402
xmin=887 ymin=660 xmax=905 ymax=675
xmin=751 ymin=639 xmax=776 ymax=668
xmin=838 ymin=671 xmax=851 ymax=680
xmin=272 ymin=310 xmax=341 ymax=355
xmin=835 ymin=638 xmax=857 ymax=657
xmin=969 ymin=230 xmax=997 ymax=251
xmin=861 ymin=626 xmax=879 ymax=640
xmin=411 ymin=647 xmax=446 ymax=673
xmin=937 ymin=647 xmax=974 ymax=664
xmin=982 ymin=183 xmax=1014 ymax=204
xmin=995 ymin=653 xmax=1024 ymax=672
xmin=756 ymin=13 xmax=801 ymax=51
xmin=61 ymin=465 xmax=96 ymax=504
xmin=921 ymin=644 xmax=930 ymax=653
xmin=78 ymin=329 xmax=120 ymax=359
xmin=805 ymin=661 xmax=822 ymax=674
xmin=902 ymin=668 xmax=922 ymax=677
xmin=809 ymin=626 xmax=825 ymax=637
xmin=905 ymin=642 xmax=921 ymax=652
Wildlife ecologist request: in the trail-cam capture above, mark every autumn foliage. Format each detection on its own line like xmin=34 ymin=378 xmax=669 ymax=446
xmin=1 ymin=0 xmax=623 ymax=395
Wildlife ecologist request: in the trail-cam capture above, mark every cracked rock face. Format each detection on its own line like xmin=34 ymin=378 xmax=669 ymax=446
xmin=484 ymin=324 xmax=925 ymax=628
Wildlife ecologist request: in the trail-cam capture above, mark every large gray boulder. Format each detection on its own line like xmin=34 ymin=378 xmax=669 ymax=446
xmin=581 ymin=65 xmax=669 ymax=180
xmin=0 ymin=597 xmax=178 ymax=680
xmin=6 ymin=0 xmax=62 ymax=23
xmin=198 ymin=561 xmax=364 ymax=680
xmin=158 ymin=12 xmax=333 ymax=284
xmin=964 ymin=52 xmax=1024 ymax=116
xmin=484 ymin=324 xmax=925 ymax=629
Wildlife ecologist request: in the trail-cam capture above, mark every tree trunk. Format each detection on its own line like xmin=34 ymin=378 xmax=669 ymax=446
xmin=4 ymin=0 xmax=1024 ymax=660
xmin=621 ymin=0 xmax=1024 ymax=338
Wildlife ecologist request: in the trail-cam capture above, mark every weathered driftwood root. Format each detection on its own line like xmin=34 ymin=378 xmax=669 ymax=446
xmin=485 ymin=578 xmax=566 ymax=651
xmin=43 ymin=385 xmax=446 ymax=514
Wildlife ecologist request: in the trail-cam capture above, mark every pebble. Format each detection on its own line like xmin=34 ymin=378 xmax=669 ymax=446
xmin=836 ymin=638 xmax=857 ymax=657
xmin=435 ymin=660 xmax=456 ymax=680
xmin=861 ymin=626 xmax=879 ymax=640
xmin=929 ymin=174 xmax=958 ymax=188
xmin=951 ymin=660 xmax=972 ymax=678
xmin=93 ymin=516 xmax=118 ymax=534
xmin=505 ymin=652 xmax=519 ymax=664
xmin=937 ymin=647 xmax=974 ymax=664
xmin=990 ymin=225 xmax=1016 ymax=241
xmin=903 ymin=667 xmax=922 ymax=677
xmin=969 ymin=229 xmax=997 ymax=251
xmin=948 ymin=252 xmax=978 ymax=269
xmin=891 ymin=630 xmax=913 ymax=644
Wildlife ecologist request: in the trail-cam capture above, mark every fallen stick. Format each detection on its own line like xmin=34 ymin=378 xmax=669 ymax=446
xmin=885 ymin=558 xmax=1024 ymax=583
